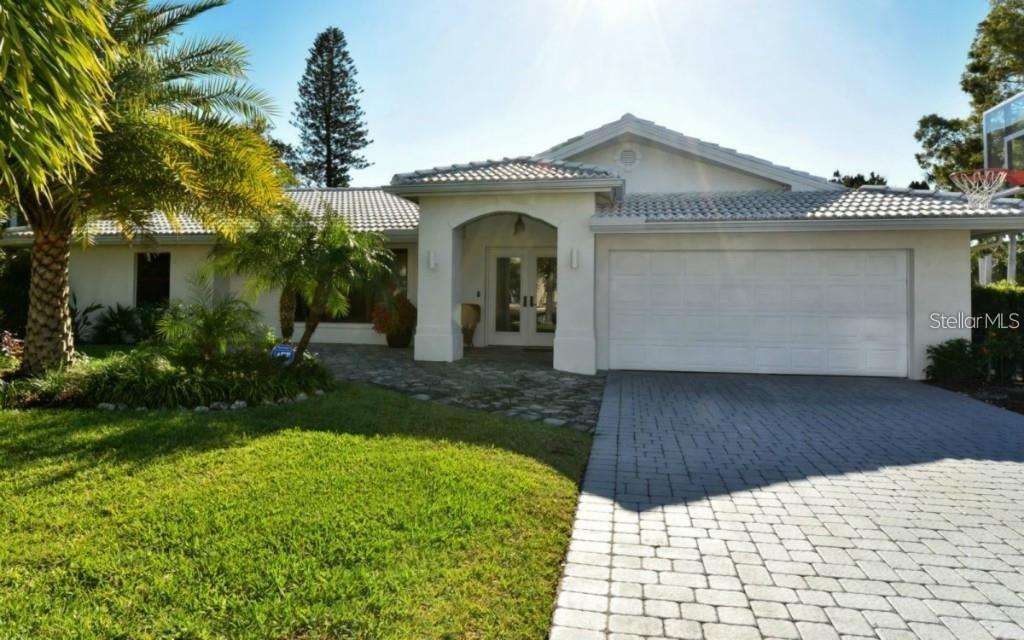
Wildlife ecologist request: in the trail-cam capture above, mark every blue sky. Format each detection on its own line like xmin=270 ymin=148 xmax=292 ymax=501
xmin=185 ymin=0 xmax=988 ymax=188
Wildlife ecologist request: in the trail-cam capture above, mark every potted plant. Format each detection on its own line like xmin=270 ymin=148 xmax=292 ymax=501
xmin=371 ymin=293 xmax=417 ymax=348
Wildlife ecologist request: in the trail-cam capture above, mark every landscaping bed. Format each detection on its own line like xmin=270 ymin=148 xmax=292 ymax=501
xmin=928 ymin=379 xmax=1024 ymax=415
xmin=0 ymin=290 xmax=334 ymax=411
xmin=924 ymin=282 xmax=1024 ymax=416
xmin=0 ymin=384 xmax=591 ymax=639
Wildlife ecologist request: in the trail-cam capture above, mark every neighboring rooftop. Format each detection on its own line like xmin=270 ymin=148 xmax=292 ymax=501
xmin=595 ymin=187 xmax=1024 ymax=222
xmin=539 ymin=113 xmax=843 ymax=192
xmin=390 ymin=157 xmax=618 ymax=186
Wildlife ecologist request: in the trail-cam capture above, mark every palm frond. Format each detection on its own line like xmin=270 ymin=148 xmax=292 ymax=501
xmin=155 ymin=37 xmax=248 ymax=81
xmin=162 ymin=78 xmax=276 ymax=122
xmin=128 ymin=0 xmax=227 ymax=48
xmin=1 ymin=1 xmax=113 ymax=201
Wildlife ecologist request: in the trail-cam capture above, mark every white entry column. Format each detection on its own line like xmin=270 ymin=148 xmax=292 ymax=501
xmin=553 ymin=203 xmax=597 ymax=375
xmin=413 ymin=213 xmax=463 ymax=362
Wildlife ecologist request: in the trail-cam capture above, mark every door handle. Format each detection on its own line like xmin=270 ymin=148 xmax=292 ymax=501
xmin=529 ymin=296 xmax=534 ymax=307
xmin=521 ymin=296 xmax=527 ymax=307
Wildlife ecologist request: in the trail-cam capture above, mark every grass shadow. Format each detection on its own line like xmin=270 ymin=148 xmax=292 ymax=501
xmin=1 ymin=382 xmax=591 ymax=490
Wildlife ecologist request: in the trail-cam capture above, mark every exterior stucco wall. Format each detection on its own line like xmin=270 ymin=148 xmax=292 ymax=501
xmin=567 ymin=138 xmax=788 ymax=194
xmin=414 ymin=192 xmax=597 ymax=373
xmin=594 ymin=229 xmax=971 ymax=380
xmin=69 ymin=244 xmax=211 ymax=313
xmin=68 ymin=242 xmax=418 ymax=346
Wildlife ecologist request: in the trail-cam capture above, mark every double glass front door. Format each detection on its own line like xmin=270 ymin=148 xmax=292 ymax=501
xmin=488 ymin=248 xmax=557 ymax=347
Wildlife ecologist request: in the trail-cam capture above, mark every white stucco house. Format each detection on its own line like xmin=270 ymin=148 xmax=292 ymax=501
xmin=6 ymin=114 xmax=1024 ymax=379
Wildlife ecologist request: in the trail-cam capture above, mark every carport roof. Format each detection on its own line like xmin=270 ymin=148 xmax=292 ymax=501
xmin=595 ymin=187 xmax=1024 ymax=222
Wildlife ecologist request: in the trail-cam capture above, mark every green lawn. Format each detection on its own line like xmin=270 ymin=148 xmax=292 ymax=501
xmin=0 ymin=384 xmax=590 ymax=639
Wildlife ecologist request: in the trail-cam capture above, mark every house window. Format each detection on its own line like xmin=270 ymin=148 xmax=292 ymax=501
xmin=135 ymin=252 xmax=170 ymax=306
xmin=296 ymin=248 xmax=408 ymax=323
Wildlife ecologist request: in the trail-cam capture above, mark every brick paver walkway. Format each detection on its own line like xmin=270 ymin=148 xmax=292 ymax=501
xmin=552 ymin=372 xmax=1024 ymax=640
xmin=314 ymin=343 xmax=604 ymax=429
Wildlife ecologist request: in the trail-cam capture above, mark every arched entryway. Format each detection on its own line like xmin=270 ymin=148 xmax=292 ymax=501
xmin=412 ymin=192 xmax=597 ymax=375
xmin=456 ymin=211 xmax=558 ymax=349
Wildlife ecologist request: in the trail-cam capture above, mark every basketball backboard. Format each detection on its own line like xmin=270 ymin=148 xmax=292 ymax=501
xmin=984 ymin=90 xmax=1024 ymax=170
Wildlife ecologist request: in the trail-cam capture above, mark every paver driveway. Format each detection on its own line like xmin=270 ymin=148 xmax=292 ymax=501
xmin=551 ymin=372 xmax=1024 ymax=640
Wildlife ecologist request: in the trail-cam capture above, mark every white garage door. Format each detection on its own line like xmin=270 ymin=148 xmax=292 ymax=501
xmin=608 ymin=250 xmax=908 ymax=377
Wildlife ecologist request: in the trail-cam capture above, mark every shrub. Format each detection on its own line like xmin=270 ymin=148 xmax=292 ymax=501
xmin=983 ymin=327 xmax=1024 ymax=383
xmin=89 ymin=303 xmax=165 ymax=344
xmin=2 ymin=348 xmax=334 ymax=410
xmin=0 ymin=356 xmax=16 ymax=377
xmin=92 ymin=304 xmax=143 ymax=344
xmin=371 ymin=293 xmax=417 ymax=337
xmin=156 ymin=286 xmax=271 ymax=370
xmin=925 ymin=338 xmax=986 ymax=384
xmin=70 ymin=293 xmax=102 ymax=342
xmin=1 ymin=330 xmax=23 ymax=361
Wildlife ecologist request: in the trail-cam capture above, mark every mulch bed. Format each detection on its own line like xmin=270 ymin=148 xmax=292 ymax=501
xmin=928 ymin=380 xmax=1024 ymax=415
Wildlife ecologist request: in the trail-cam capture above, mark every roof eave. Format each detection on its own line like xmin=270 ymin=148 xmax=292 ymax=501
xmin=590 ymin=215 xmax=1024 ymax=234
xmin=384 ymin=177 xmax=624 ymax=197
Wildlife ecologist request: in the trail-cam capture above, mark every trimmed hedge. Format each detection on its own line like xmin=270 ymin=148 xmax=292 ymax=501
xmin=972 ymin=281 xmax=1024 ymax=340
xmin=926 ymin=282 xmax=1024 ymax=384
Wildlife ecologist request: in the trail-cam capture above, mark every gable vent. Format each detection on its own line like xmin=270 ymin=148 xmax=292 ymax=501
xmin=619 ymin=149 xmax=638 ymax=167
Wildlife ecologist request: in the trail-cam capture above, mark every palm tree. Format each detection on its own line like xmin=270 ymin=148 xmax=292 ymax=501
xmin=0 ymin=2 xmax=113 ymax=199
xmin=208 ymin=200 xmax=393 ymax=357
xmin=14 ymin=0 xmax=283 ymax=374
xmin=207 ymin=200 xmax=311 ymax=342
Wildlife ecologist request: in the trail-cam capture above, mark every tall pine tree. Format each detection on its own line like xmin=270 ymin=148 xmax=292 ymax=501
xmin=291 ymin=27 xmax=370 ymax=187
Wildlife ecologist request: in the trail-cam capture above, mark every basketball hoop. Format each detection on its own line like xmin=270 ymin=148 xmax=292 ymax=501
xmin=1006 ymin=169 xmax=1024 ymax=187
xmin=950 ymin=169 xmax=1007 ymax=209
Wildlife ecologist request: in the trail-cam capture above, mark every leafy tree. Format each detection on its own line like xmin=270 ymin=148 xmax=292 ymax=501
xmin=916 ymin=0 xmax=1024 ymax=186
xmin=908 ymin=180 xmax=931 ymax=190
xmin=291 ymin=27 xmax=371 ymax=187
xmin=0 ymin=1 xmax=113 ymax=201
xmin=208 ymin=201 xmax=393 ymax=356
xmin=830 ymin=170 xmax=888 ymax=189
xmin=14 ymin=0 xmax=283 ymax=374
xmin=914 ymin=115 xmax=984 ymax=188
xmin=266 ymin=135 xmax=304 ymax=181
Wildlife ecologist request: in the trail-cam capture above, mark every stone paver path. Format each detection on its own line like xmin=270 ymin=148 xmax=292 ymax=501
xmin=552 ymin=372 xmax=1024 ymax=640
xmin=314 ymin=343 xmax=605 ymax=429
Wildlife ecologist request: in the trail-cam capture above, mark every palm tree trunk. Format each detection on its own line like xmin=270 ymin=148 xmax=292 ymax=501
xmin=295 ymin=286 xmax=326 ymax=357
xmin=22 ymin=227 xmax=75 ymax=374
xmin=279 ymin=286 xmax=297 ymax=341
xmin=294 ymin=312 xmax=320 ymax=358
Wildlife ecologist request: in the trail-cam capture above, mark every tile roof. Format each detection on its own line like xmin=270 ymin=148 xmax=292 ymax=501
xmin=286 ymin=188 xmax=418 ymax=230
xmin=539 ymin=113 xmax=842 ymax=191
xmin=391 ymin=157 xmax=618 ymax=185
xmin=1 ymin=188 xmax=420 ymax=241
xmin=595 ymin=187 xmax=1024 ymax=222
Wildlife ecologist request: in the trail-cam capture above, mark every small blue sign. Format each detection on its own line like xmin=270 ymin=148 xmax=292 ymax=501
xmin=270 ymin=343 xmax=296 ymax=366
